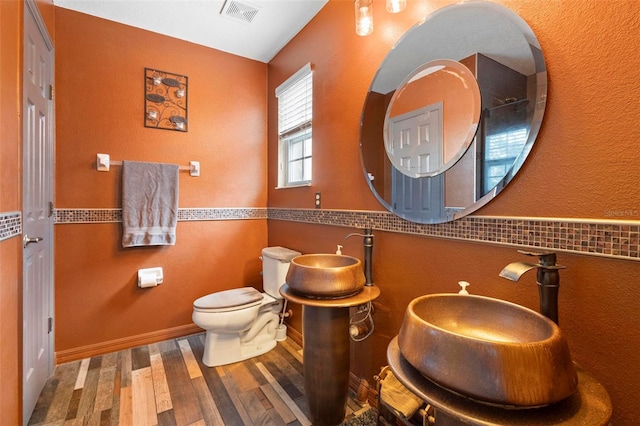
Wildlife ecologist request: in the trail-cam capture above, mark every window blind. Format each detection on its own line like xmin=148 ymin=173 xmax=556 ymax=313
xmin=276 ymin=63 xmax=312 ymax=136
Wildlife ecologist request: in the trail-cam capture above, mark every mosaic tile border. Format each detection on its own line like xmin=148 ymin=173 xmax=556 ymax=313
xmin=0 ymin=211 xmax=21 ymax=241
xmin=267 ymin=208 xmax=640 ymax=262
xmin=53 ymin=208 xmax=267 ymax=224
xmin=51 ymin=208 xmax=640 ymax=261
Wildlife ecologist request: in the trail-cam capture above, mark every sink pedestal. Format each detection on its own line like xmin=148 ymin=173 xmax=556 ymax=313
xmin=280 ymin=284 xmax=380 ymax=426
xmin=303 ymin=306 xmax=350 ymax=425
xmin=387 ymin=337 xmax=612 ymax=425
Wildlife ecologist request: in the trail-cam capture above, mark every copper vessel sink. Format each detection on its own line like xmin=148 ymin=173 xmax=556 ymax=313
xmin=285 ymin=254 xmax=366 ymax=298
xmin=398 ymin=294 xmax=578 ymax=407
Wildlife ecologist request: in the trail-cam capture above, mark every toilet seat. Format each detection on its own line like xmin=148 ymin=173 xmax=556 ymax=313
xmin=194 ymin=287 xmax=264 ymax=313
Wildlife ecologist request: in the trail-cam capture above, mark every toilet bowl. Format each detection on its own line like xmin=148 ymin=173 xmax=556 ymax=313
xmin=192 ymin=246 xmax=301 ymax=367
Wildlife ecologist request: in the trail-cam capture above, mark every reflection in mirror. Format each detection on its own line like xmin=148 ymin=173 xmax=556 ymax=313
xmin=384 ymin=59 xmax=481 ymax=178
xmin=360 ymin=1 xmax=546 ymax=224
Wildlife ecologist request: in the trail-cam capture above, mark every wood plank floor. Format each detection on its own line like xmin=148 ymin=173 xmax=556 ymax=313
xmin=28 ymin=333 xmax=375 ymax=426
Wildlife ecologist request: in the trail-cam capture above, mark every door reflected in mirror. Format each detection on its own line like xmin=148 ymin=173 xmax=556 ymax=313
xmin=384 ymin=59 xmax=481 ymax=178
xmin=359 ymin=1 xmax=547 ymax=224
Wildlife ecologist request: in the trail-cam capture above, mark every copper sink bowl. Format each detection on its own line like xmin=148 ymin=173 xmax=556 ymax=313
xmin=285 ymin=254 xmax=366 ymax=298
xmin=398 ymin=294 xmax=578 ymax=407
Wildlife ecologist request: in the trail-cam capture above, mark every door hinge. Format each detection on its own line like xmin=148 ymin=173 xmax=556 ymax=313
xmin=48 ymin=84 xmax=54 ymax=101
xmin=49 ymin=201 xmax=54 ymax=217
xmin=47 ymin=317 xmax=53 ymax=333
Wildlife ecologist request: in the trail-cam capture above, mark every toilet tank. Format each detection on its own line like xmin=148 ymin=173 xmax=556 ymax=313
xmin=262 ymin=246 xmax=301 ymax=298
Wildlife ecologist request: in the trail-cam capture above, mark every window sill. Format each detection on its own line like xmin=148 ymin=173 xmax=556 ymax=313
xmin=275 ymin=182 xmax=312 ymax=189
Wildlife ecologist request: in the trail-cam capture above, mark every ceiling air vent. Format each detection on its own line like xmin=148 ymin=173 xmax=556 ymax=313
xmin=220 ymin=0 xmax=260 ymax=24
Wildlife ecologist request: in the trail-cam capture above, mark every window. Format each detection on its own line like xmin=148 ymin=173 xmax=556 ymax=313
xmin=482 ymin=126 xmax=528 ymax=193
xmin=276 ymin=63 xmax=312 ymax=187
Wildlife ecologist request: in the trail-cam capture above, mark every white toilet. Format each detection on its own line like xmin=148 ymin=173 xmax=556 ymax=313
xmin=192 ymin=246 xmax=300 ymax=367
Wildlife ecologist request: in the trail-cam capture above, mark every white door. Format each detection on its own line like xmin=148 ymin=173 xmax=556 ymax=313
xmin=387 ymin=102 xmax=443 ymax=176
xmin=23 ymin=2 xmax=54 ymax=423
xmin=390 ymin=105 xmax=445 ymax=219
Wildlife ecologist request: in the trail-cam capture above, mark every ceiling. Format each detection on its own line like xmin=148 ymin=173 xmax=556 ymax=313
xmin=53 ymin=0 xmax=329 ymax=63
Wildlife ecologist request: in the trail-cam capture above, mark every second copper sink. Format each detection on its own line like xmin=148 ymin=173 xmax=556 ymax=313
xmin=398 ymin=294 xmax=578 ymax=407
xmin=285 ymin=254 xmax=366 ymax=298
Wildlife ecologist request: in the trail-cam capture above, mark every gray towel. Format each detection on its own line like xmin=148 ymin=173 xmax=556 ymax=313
xmin=122 ymin=161 xmax=179 ymax=248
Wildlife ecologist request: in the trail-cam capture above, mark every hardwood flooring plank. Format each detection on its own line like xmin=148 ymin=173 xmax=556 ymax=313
xmin=191 ymin=376 xmax=225 ymax=425
xmin=259 ymin=383 xmax=297 ymax=424
xmin=178 ymin=338 xmax=203 ymax=379
xmin=150 ymin=351 xmax=173 ymax=414
xmin=258 ymin=350 xmax=305 ymax=397
xmin=255 ymin=362 xmax=311 ymax=426
xmin=238 ymin=388 xmax=273 ymax=425
xmin=75 ymin=357 xmax=101 ymax=418
xmin=100 ymin=409 xmax=112 ymax=426
xmin=148 ymin=342 xmax=161 ymax=357
xmin=156 ymin=409 xmax=177 ymax=426
xmin=108 ymin=393 xmax=121 ymax=426
xmin=88 ymin=356 xmax=103 ymax=371
xmin=224 ymin=362 xmax=261 ymax=393
xmin=110 ymin=352 xmax=122 ymax=425
xmin=41 ymin=361 xmax=81 ymax=423
xmin=273 ymin=343 xmax=304 ymax=376
xmin=120 ymin=349 xmax=132 ymax=388
xmin=161 ymin=348 xmax=204 ymax=425
xmin=264 ymin=407 xmax=287 ymax=426
xmin=245 ymin=358 xmax=269 ymax=387
xmin=132 ymin=367 xmax=157 ymax=425
xmin=254 ymin=387 xmax=273 ymax=411
xmin=83 ymin=410 xmax=103 ymax=426
xmin=217 ymin=366 xmax=255 ymax=425
xmin=187 ymin=334 xmax=243 ymax=424
xmin=94 ymin=366 xmax=116 ymax=412
xmin=293 ymin=396 xmax=310 ymax=424
xmin=278 ymin=339 xmax=303 ymax=365
xmin=101 ymin=352 xmax=119 ymax=369
xmin=259 ymin=356 xmax=304 ymax=402
xmin=118 ymin=386 xmax=133 ymax=426
xmin=64 ymin=389 xmax=82 ymax=421
xmin=131 ymin=345 xmax=151 ymax=371
xmin=74 ymin=358 xmax=91 ymax=390
xmin=155 ymin=338 xmax=179 ymax=354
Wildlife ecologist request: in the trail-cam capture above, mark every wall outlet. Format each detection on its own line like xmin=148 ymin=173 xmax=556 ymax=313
xmin=315 ymin=192 xmax=321 ymax=208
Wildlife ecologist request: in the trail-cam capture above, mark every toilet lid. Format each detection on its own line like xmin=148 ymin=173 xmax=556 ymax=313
xmin=194 ymin=287 xmax=264 ymax=310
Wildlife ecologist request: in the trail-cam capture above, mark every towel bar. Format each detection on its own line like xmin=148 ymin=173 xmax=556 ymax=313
xmin=96 ymin=153 xmax=200 ymax=177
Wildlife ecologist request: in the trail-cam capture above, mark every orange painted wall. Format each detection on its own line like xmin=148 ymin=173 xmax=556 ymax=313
xmin=0 ymin=0 xmax=24 ymax=423
xmin=54 ymin=9 xmax=269 ymax=355
xmin=268 ymin=0 xmax=640 ymax=424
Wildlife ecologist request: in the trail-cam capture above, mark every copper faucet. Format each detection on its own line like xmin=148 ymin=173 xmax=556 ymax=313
xmin=499 ymin=250 xmax=566 ymax=324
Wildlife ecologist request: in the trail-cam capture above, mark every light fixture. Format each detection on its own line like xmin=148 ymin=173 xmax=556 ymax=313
xmin=355 ymin=0 xmax=373 ymax=36
xmin=386 ymin=0 xmax=406 ymax=13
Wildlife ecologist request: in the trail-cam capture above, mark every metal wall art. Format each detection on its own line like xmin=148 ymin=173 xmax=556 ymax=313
xmin=144 ymin=68 xmax=188 ymax=132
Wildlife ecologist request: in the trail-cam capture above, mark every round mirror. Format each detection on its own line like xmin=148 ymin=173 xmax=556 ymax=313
xmin=360 ymin=1 xmax=547 ymax=224
xmin=384 ymin=58 xmax=481 ymax=178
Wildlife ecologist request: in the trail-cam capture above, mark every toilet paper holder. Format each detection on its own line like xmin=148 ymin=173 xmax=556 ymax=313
xmin=138 ymin=267 xmax=163 ymax=288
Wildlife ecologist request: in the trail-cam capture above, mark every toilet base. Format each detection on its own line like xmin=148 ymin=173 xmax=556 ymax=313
xmin=202 ymin=327 xmax=278 ymax=367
